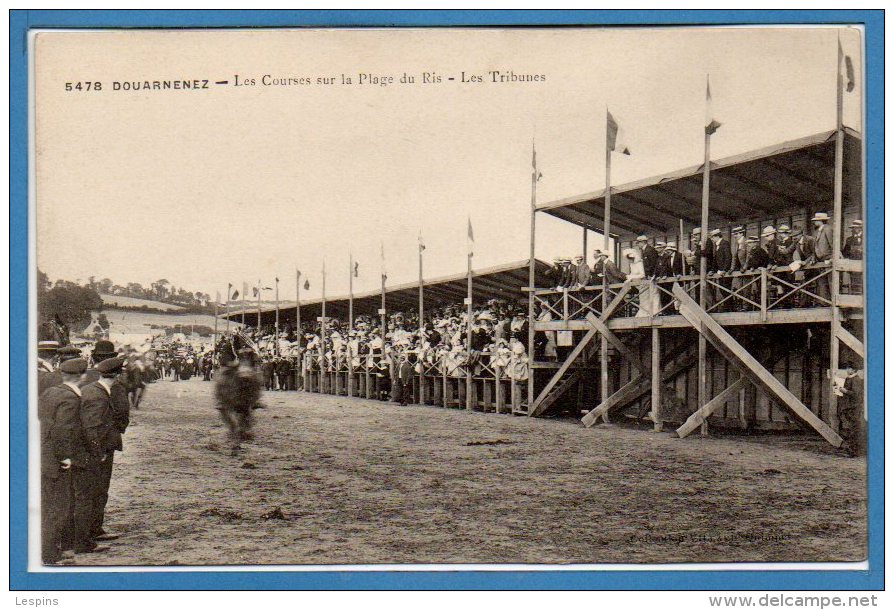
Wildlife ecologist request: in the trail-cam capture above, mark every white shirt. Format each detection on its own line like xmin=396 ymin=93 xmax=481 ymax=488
xmin=62 ymin=381 xmax=82 ymax=397
xmin=96 ymin=378 xmax=114 ymax=396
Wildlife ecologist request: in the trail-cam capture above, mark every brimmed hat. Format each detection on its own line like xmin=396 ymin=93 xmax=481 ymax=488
xmin=635 ymin=235 xmax=648 ymax=243
xmin=746 ymin=236 xmax=759 ymax=243
xmin=851 ymin=219 xmax=863 ymax=228
xmin=709 ymin=228 xmax=722 ymax=237
xmin=593 ymin=249 xmax=607 ymax=258
xmin=812 ymin=212 xmax=830 ymax=222
xmin=92 ymin=340 xmax=117 ymax=356
xmin=761 ymin=226 xmax=777 ymax=237
xmin=96 ymin=356 xmax=125 ymax=374
xmin=778 ymin=224 xmax=791 ymax=233
xmin=732 ymin=226 xmax=745 ymax=234
xmin=37 ymin=340 xmax=60 ymax=352
xmin=58 ymin=345 xmax=81 ymax=361
xmin=665 ymin=242 xmax=677 ymax=251
xmin=60 ymin=358 xmax=87 ymax=374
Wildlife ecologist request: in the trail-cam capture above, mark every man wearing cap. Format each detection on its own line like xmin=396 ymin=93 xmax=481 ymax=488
xmin=809 ymin=212 xmax=834 ymax=301
xmin=83 ymin=340 xmax=118 ymax=384
xmin=80 ymin=356 xmax=128 ymax=545
xmin=38 ymin=340 xmax=64 ymax=397
xmin=591 ymin=250 xmax=626 ymax=286
xmin=842 ymin=219 xmax=863 ymax=294
xmin=39 ymin=357 xmax=90 ymax=562
xmin=573 ymin=255 xmax=590 ymax=289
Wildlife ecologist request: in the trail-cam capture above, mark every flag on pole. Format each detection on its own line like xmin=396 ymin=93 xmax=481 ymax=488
xmin=354 ymin=261 xmax=360 ymax=277
xmin=252 ymin=287 xmax=259 ymax=297
xmin=606 ymin=111 xmax=631 ymax=155
xmin=467 ymin=217 xmax=475 ymax=257
xmin=418 ymin=231 xmax=426 ymax=252
xmin=304 ymin=279 xmax=310 ymax=290
xmin=839 ymin=39 xmax=856 ymax=92
xmin=705 ymin=77 xmax=722 ymax=135
xmin=231 ymin=289 xmax=239 ymax=300
xmin=380 ymin=242 xmax=387 ymax=280
xmin=532 ymin=143 xmax=543 ymax=181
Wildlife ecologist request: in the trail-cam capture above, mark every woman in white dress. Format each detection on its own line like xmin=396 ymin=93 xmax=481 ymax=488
xmin=625 ymin=248 xmax=656 ymax=318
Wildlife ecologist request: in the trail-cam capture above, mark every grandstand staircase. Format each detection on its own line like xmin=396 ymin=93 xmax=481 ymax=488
xmin=670 ymin=283 xmax=843 ymax=447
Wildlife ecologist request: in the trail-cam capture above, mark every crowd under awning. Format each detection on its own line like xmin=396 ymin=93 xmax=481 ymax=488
xmin=227 ymin=258 xmax=552 ymax=328
xmin=537 ymin=128 xmax=863 ymax=241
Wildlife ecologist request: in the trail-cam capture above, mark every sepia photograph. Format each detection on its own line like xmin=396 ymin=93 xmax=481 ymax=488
xmin=23 ymin=20 xmax=874 ymax=579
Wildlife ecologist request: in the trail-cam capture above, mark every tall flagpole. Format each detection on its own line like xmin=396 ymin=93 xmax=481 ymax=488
xmin=241 ymin=281 xmax=246 ymax=326
xmin=349 ymin=253 xmax=354 ymax=327
xmin=418 ymin=233 xmax=424 ymax=337
xmin=829 ymin=35 xmax=846 ymax=432
xmin=256 ymin=280 xmax=261 ymax=329
xmin=274 ymin=277 xmax=280 ymax=355
xmin=466 ymin=217 xmax=474 ymax=411
xmin=225 ymin=283 xmax=231 ymax=335
xmin=380 ymin=243 xmax=386 ymax=344
xmin=213 ymin=294 xmax=219 ymax=358
xmin=600 ymin=112 xmax=611 ymax=421
xmin=698 ymin=76 xmax=715 ymax=436
xmin=528 ymin=140 xmax=538 ymax=411
xmin=296 ymin=270 xmax=302 ymax=350
xmin=321 ymin=262 xmax=327 ymax=354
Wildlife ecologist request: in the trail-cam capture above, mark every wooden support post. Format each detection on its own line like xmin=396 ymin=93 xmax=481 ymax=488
xmin=760 ymin=268 xmax=768 ymax=322
xmin=828 ymin=38 xmax=846 ymax=433
xmin=495 ymin=368 xmax=505 ymax=414
xmin=528 ymin=141 xmax=538 ymax=414
xmin=698 ymin=113 xmax=712 ymax=437
xmin=651 ymin=327 xmax=662 ymax=431
xmin=677 ymin=377 xmax=747 ymax=438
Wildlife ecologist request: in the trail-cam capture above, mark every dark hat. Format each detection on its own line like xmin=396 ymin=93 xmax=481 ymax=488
xmin=96 ymin=356 xmax=125 ymax=374
xmin=60 ymin=358 xmax=87 ymax=374
xmin=93 ymin=340 xmax=117 ymax=356
xmin=58 ymin=345 xmax=81 ymax=360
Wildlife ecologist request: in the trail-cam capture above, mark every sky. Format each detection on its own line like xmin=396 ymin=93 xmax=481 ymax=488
xmin=34 ymin=26 xmax=863 ymax=302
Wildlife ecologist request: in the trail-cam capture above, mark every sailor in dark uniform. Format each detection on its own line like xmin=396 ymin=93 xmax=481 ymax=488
xmin=39 ymin=357 xmax=89 ymax=563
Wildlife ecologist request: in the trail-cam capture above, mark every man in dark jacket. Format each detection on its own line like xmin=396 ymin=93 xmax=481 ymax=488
xmin=636 ymin=236 xmax=659 ymax=278
xmin=397 ymin=353 xmax=415 ymax=406
xmin=39 ymin=358 xmax=90 ymax=562
xmin=656 ymin=242 xmax=684 ymax=314
xmin=710 ymin=229 xmax=733 ymax=311
xmin=80 ymin=356 xmax=129 ymax=546
xmin=38 ymin=341 xmax=62 ymax=397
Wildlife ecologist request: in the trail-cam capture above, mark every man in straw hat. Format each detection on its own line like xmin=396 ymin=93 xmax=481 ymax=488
xmin=37 ymin=340 xmax=62 ymax=396
xmin=656 ymin=242 xmax=684 ymax=314
xmin=808 ymin=212 xmax=834 ymax=302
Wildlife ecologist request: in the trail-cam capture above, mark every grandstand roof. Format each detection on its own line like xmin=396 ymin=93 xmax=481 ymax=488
xmin=537 ymin=128 xmax=863 ymax=239
xmin=228 ymin=258 xmax=552 ymax=326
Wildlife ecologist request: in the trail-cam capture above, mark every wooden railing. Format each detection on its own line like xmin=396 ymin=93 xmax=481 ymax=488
xmin=532 ymin=261 xmax=862 ymax=324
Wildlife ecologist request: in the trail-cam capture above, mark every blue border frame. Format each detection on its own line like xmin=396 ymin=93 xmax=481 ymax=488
xmin=9 ymin=9 xmax=884 ymax=591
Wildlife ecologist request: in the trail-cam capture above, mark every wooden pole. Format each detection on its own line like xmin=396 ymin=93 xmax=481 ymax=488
xmin=225 ymin=284 xmax=231 ymax=335
xmin=698 ymin=116 xmax=712 ymax=436
xmin=466 ymin=247 xmax=473 ymax=410
xmin=241 ymin=281 xmax=246 ymax=326
xmin=419 ymin=238 xmax=424 ymax=337
xmin=829 ymin=36 xmax=846 ymax=432
xmin=295 ymin=269 xmax=304 ymax=350
xmin=213 ymin=300 xmax=218 ymax=358
xmin=527 ymin=141 xmax=537 ymax=412
xmin=296 ymin=269 xmax=302 ymax=390
xmin=349 ymin=254 xmax=354 ymax=327
xmin=380 ymin=243 xmax=386 ymax=346
xmin=582 ymin=227 xmax=588 ymax=261
xmin=274 ymin=277 xmax=280 ymax=356
xmin=679 ymin=218 xmax=686 ymax=275
xmin=651 ymin=327 xmax=662 ymax=431
xmin=601 ymin=134 xmax=611 ymax=422
xmin=256 ymin=280 xmax=261 ymax=329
